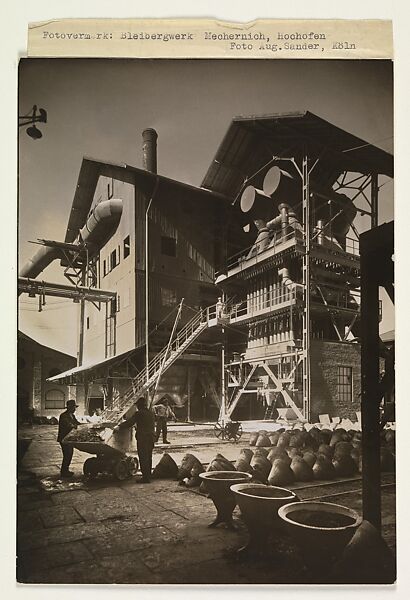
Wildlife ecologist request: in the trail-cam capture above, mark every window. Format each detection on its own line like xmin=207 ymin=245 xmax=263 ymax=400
xmin=86 ymin=317 xmax=90 ymax=330
xmin=103 ymin=259 xmax=107 ymax=277
xmin=337 ymin=367 xmax=353 ymax=403
xmin=123 ymin=235 xmax=130 ymax=258
xmin=110 ymin=297 xmax=118 ymax=316
xmin=161 ymin=287 xmax=177 ymax=307
xmin=161 ymin=235 xmax=177 ymax=257
xmin=110 ymin=249 xmax=118 ymax=270
xmin=45 ymin=389 xmax=65 ymax=409
xmin=107 ymin=178 xmax=114 ymax=199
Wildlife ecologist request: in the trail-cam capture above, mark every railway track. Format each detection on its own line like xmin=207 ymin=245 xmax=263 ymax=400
xmin=289 ymin=472 xmax=395 ymax=501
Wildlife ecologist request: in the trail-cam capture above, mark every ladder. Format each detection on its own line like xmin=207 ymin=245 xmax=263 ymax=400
xmin=101 ymin=304 xmax=218 ymax=423
xmin=264 ymin=404 xmax=276 ymax=420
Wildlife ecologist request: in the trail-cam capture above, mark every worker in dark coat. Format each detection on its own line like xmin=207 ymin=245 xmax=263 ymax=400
xmin=57 ymin=399 xmax=80 ymax=478
xmin=115 ymin=397 xmax=155 ymax=483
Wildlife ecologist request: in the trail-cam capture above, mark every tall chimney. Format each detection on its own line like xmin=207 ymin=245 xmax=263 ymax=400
xmin=142 ymin=128 xmax=158 ymax=174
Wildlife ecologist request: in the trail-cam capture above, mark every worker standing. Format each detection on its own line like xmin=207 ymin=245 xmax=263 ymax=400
xmin=57 ymin=399 xmax=81 ymax=479
xmin=216 ymin=296 xmax=225 ymax=319
xmin=153 ymin=397 xmax=176 ymax=444
xmin=115 ymin=397 xmax=155 ymax=483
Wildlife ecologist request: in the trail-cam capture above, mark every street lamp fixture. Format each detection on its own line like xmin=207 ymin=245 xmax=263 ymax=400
xmin=19 ymin=105 xmax=47 ymax=140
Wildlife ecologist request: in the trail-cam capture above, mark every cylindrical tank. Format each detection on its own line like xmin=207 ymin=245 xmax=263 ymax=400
xmin=142 ymin=128 xmax=158 ymax=174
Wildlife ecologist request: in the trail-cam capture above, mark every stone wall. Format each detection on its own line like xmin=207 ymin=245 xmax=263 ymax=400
xmin=310 ymin=340 xmax=361 ymax=422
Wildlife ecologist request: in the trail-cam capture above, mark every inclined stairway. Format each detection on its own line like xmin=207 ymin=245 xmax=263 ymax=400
xmin=101 ymin=303 xmax=221 ymax=423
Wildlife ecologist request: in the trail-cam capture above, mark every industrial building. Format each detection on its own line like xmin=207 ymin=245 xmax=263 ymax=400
xmin=17 ymin=330 xmax=76 ymax=420
xmin=18 ymin=111 xmax=393 ymax=423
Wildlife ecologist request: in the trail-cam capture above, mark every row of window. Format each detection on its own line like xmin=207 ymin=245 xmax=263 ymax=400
xmin=101 ymin=235 xmax=178 ymax=279
xmin=102 ymin=236 xmax=131 ymax=277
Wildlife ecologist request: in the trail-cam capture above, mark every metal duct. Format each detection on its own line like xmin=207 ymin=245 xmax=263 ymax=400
xmin=19 ymin=246 xmax=60 ymax=279
xmin=316 ymin=219 xmax=326 ymax=245
xmin=262 ymin=165 xmax=357 ymax=244
xmin=278 ymin=267 xmax=303 ymax=292
xmin=79 ymin=198 xmax=123 ymax=246
xmin=241 ymin=186 xmax=301 ymax=235
xmin=19 ymin=199 xmax=123 ymax=279
xmin=246 ymin=221 xmax=270 ymax=258
xmin=263 ymin=166 xmax=296 ymax=200
xmin=240 ymin=185 xmax=272 ymax=220
xmin=142 ymin=128 xmax=158 ymax=174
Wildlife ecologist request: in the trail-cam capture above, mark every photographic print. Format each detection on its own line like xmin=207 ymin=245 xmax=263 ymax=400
xmin=17 ymin=56 xmax=395 ymax=584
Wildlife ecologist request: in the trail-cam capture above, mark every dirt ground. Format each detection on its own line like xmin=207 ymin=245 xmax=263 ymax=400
xmin=17 ymin=423 xmax=396 ymax=585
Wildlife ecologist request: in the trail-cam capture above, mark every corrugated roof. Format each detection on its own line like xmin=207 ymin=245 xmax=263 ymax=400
xmin=201 ymin=111 xmax=393 ymax=199
xmin=47 ymin=347 xmax=139 ymax=382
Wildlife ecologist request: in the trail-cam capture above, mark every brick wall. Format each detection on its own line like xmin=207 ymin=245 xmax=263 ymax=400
xmin=310 ymin=340 xmax=361 ymax=422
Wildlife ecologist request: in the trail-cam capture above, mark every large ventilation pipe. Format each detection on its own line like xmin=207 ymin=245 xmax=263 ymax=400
xmin=19 ymin=199 xmax=123 ymax=280
xmin=263 ymin=166 xmax=297 ymax=202
xmin=240 ymin=185 xmax=297 ymax=254
xmin=278 ymin=267 xmax=303 ymax=293
xmin=20 ymin=246 xmax=60 ymax=279
xmin=240 ymin=185 xmax=273 ymax=219
xmin=142 ymin=128 xmax=158 ymax=174
xmin=262 ymin=166 xmax=357 ymax=245
xmin=79 ymin=198 xmax=123 ymax=246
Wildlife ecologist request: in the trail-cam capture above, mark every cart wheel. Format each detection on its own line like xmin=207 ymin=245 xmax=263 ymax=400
xmin=113 ymin=458 xmax=130 ymax=481
xmin=214 ymin=422 xmax=225 ymax=440
xmin=126 ymin=456 xmax=139 ymax=476
xmin=83 ymin=457 xmax=99 ymax=479
xmin=232 ymin=423 xmax=243 ymax=443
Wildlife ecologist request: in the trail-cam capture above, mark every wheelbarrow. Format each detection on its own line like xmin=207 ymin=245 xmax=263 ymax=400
xmin=63 ymin=424 xmax=139 ymax=481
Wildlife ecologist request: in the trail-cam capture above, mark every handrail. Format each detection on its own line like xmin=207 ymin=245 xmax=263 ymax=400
xmin=101 ymin=302 xmax=221 ymax=420
xmin=217 ymin=230 xmax=298 ymax=274
xmin=216 ymin=229 xmax=359 ymax=278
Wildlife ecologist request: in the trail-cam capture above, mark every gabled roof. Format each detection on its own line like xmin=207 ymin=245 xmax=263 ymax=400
xmin=65 ymin=158 xmax=233 ymax=244
xmin=201 ymin=111 xmax=393 ymax=199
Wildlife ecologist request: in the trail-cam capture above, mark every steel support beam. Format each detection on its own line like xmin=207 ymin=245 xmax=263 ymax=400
xmin=18 ymin=277 xmax=116 ymax=303
xmin=360 ymin=221 xmax=394 ymax=531
xmin=371 ymin=173 xmax=379 ymax=229
xmin=302 ymin=152 xmax=311 ymax=420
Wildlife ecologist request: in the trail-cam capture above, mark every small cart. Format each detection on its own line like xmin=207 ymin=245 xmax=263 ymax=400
xmin=213 ymin=420 xmax=243 ymax=443
xmin=63 ymin=424 xmax=139 ymax=481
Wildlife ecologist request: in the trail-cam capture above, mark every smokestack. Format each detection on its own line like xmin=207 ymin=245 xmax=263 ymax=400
xmin=142 ymin=128 xmax=158 ymax=174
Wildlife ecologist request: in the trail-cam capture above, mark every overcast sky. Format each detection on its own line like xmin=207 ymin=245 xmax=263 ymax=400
xmin=18 ymin=59 xmax=394 ymax=356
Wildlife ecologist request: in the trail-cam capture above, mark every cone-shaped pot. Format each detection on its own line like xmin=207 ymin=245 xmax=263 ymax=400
xmin=278 ymin=501 xmax=361 ymax=575
xmin=199 ymin=471 xmax=252 ymax=530
xmin=230 ymin=483 xmax=298 ymax=557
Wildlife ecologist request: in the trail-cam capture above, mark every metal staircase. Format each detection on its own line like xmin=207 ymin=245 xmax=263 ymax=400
xmin=101 ymin=304 xmax=219 ymax=423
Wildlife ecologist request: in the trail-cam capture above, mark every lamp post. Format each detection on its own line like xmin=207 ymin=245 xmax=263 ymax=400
xmin=19 ymin=105 xmax=47 ymax=139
